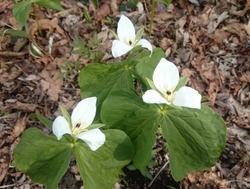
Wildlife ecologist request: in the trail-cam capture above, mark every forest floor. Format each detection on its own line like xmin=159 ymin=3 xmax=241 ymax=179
xmin=1 ymin=0 xmax=250 ymax=188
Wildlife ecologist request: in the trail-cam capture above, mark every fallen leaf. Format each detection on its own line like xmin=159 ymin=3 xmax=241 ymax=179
xmin=6 ymin=114 xmax=28 ymax=143
xmin=5 ymin=99 xmax=37 ymax=112
xmin=29 ymin=19 xmax=66 ymax=38
xmin=207 ymin=9 xmax=229 ymax=34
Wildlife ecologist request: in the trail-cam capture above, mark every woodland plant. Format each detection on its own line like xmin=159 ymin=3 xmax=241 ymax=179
xmin=13 ymin=15 xmax=226 ymax=189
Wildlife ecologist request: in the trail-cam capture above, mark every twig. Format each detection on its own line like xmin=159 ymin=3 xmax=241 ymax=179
xmin=0 ymin=184 xmax=16 ymax=188
xmin=148 ymin=154 xmax=169 ymax=187
xmin=0 ymin=50 xmax=28 ymax=56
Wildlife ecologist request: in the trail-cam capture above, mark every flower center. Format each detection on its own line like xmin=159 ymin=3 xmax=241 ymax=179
xmin=124 ymin=36 xmax=136 ymax=46
xmin=164 ymin=90 xmax=175 ymax=102
xmin=72 ymin=122 xmax=88 ymax=135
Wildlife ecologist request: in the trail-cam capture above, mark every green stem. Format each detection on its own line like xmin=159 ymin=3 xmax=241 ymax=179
xmin=33 ymin=3 xmax=42 ymax=36
xmin=149 ymin=0 xmax=155 ymax=36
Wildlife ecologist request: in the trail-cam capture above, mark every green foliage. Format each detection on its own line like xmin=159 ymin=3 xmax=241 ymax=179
xmin=101 ymin=90 xmax=226 ymax=181
xmin=71 ymin=34 xmax=103 ymax=62
xmin=155 ymin=0 xmax=172 ymax=6
xmin=13 ymin=128 xmax=72 ymax=189
xmin=13 ymin=0 xmax=63 ymax=29
xmin=119 ymin=0 xmax=139 ymax=11
xmin=78 ymin=48 xmax=227 ymax=181
xmin=74 ymin=129 xmax=134 ymax=188
xmin=57 ymin=60 xmax=81 ymax=81
xmin=13 ymin=128 xmax=134 ymax=189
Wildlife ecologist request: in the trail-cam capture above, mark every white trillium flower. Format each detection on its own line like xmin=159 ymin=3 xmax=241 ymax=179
xmin=111 ymin=15 xmax=153 ymax=58
xmin=52 ymin=97 xmax=106 ymax=151
xmin=142 ymin=58 xmax=201 ymax=109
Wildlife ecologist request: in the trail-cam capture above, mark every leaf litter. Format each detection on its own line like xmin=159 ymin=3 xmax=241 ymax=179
xmin=1 ymin=0 xmax=250 ymax=188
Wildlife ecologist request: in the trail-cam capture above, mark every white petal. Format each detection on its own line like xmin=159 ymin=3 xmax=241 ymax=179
xmin=76 ymin=129 xmax=106 ymax=151
xmin=71 ymin=97 xmax=97 ymax=129
xmin=136 ymin=39 xmax=153 ymax=55
xmin=52 ymin=116 xmax=71 ymax=140
xmin=153 ymin=58 xmax=179 ymax=94
xmin=143 ymin=89 xmax=170 ymax=104
xmin=172 ymin=86 xmax=201 ymax=109
xmin=117 ymin=15 xmax=135 ymax=43
xmin=111 ymin=40 xmax=133 ymax=58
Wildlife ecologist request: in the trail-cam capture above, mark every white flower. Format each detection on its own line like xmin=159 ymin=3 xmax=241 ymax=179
xmin=142 ymin=58 xmax=201 ymax=109
xmin=111 ymin=15 xmax=152 ymax=58
xmin=52 ymin=97 xmax=106 ymax=151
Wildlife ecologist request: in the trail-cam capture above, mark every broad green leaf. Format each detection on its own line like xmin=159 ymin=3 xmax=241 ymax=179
xmin=160 ymin=105 xmax=226 ymax=181
xmin=101 ymin=89 xmax=226 ymax=180
xmin=13 ymin=128 xmax=72 ymax=189
xmin=73 ymin=129 xmax=134 ymax=189
xmin=78 ymin=62 xmax=134 ymax=121
xmin=13 ymin=1 xmax=32 ymax=29
xmin=32 ymin=0 xmax=63 ymax=11
xmin=101 ymin=89 xmax=160 ymax=169
xmin=134 ymin=48 xmax=165 ymax=89
xmin=4 ymin=29 xmax=29 ymax=38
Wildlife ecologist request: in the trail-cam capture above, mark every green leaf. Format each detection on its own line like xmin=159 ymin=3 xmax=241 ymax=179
xmin=101 ymin=89 xmax=160 ymax=169
xmin=135 ymin=27 xmax=144 ymax=42
xmin=36 ymin=114 xmax=53 ymax=129
xmin=110 ymin=29 xmax=118 ymax=39
xmin=13 ymin=1 xmax=32 ymax=29
xmin=155 ymin=0 xmax=172 ymax=6
xmin=32 ymin=0 xmax=63 ymax=11
xmin=73 ymin=129 xmax=134 ymax=189
xmin=13 ymin=128 xmax=73 ymax=189
xmin=174 ymin=76 xmax=189 ymax=92
xmin=59 ymin=105 xmax=72 ymax=129
xmin=160 ymin=105 xmax=226 ymax=181
xmin=101 ymin=89 xmax=226 ymax=180
xmin=4 ymin=29 xmax=29 ymax=38
xmin=78 ymin=62 xmax=134 ymax=121
xmin=134 ymin=48 xmax=165 ymax=89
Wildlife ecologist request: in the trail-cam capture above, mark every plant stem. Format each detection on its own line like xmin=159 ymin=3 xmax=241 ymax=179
xmin=33 ymin=3 xmax=42 ymax=36
xmin=149 ymin=0 xmax=155 ymax=36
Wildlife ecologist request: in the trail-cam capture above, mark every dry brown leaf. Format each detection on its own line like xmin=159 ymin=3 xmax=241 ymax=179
xmin=238 ymin=0 xmax=250 ymax=17
xmin=154 ymin=13 xmax=173 ymax=24
xmin=96 ymin=2 xmax=111 ymax=22
xmin=239 ymin=72 xmax=250 ymax=82
xmin=207 ymin=9 xmax=229 ymax=34
xmin=6 ymin=114 xmax=28 ymax=143
xmin=0 ymin=1 xmax=12 ymax=13
xmin=5 ymin=99 xmax=37 ymax=112
xmin=110 ymin=0 xmax=119 ymax=16
xmin=0 ymin=154 xmax=9 ymax=183
xmin=191 ymin=55 xmax=222 ymax=105
xmin=207 ymin=81 xmax=219 ymax=106
xmin=35 ymin=56 xmax=52 ymax=66
xmin=0 ymin=66 xmax=22 ymax=83
xmin=29 ymin=19 xmax=66 ymax=38
xmin=38 ymin=62 xmax=63 ymax=102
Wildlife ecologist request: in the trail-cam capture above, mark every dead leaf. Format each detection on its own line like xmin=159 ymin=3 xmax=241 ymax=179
xmin=237 ymin=0 xmax=250 ymax=17
xmin=207 ymin=9 xmax=229 ymax=34
xmin=0 ymin=154 xmax=9 ymax=183
xmin=96 ymin=2 xmax=111 ymax=22
xmin=38 ymin=60 xmax=63 ymax=102
xmin=5 ymin=99 xmax=37 ymax=112
xmin=110 ymin=0 xmax=119 ymax=16
xmin=6 ymin=114 xmax=28 ymax=143
xmin=29 ymin=19 xmax=66 ymax=38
